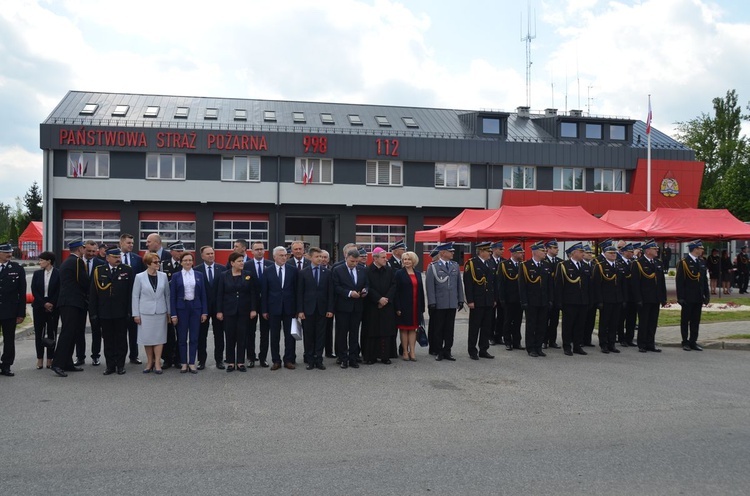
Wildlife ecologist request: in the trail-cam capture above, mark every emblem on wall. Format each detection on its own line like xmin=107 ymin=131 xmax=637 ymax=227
xmin=660 ymin=171 xmax=679 ymax=197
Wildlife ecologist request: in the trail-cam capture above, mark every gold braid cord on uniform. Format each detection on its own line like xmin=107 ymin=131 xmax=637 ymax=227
xmin=522 ymin=263 xmax=540 ymax=284
xmin=466 ymin=260 xmax=487 ymax=286
xmin=560 ymin=263 xmax=581 ymax=285
xmin=597 ymin=262 xmax=617 ymax=282
xmin=93 ymin=266 xmax=113 ymax=294
xmin=501 ymin=263 xmax=519 ymax=281
xmin=681 ymin=259 xmax=701 ymax=281
xmin=634 ymin=260 xmax=656 ymax=280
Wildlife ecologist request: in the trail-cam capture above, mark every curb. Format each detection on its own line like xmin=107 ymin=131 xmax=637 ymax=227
xmin=657 ymin=340 xmax=750 ymax=350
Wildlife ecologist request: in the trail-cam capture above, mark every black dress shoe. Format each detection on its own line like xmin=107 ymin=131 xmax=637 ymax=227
xmin=435 ymin=354 xmax=444 ymax=361
xmin=340 ymin=362 xmax=348 ymax=369
xmin=469 ymin=355 xmax=479 ymax=360
xmin=363 ymin=360 xmax=375 ymax=365
xmin=505 ymin=345 xmax=513 ymax=351
xmin=73 ymin=359 xmax=85 ymax=366
xmin=609 ymin=347 xmax=620 ymax=353
xmin=0 ymin=369 xmax=15 ymax=377
xmin=682 ymin=344 xmax=692 ymax=351
xmin=626 ymin=341 xmax=637 ymax=347
xmin=197 ymin=362 xmax=205 ymax=370
xmin=91 ymin=358 xmax=101 ymax=366
xmin=573 ymin=347 xmax=588 ymax=355
xmin=514 ymin=345 xmax=526 ymax=350
xmin=444 ymin=355 xmax=456 ymax=361
xmin=216 ymin=362 xmax=226 ymax=370
xmin=648 ymin=347 xmax=662 ymax=353
xmin=528 ymin=351 xmax=539 ymax=357
xmin=65 ymin=366 xmax=84 ymax=372
xmin=51 ymin=366 xmax=68 ymax=377
xmin=549 ymin=343 xmax=561 ymax=349
xmin=638 ymin=347 xmax=648 ymax=353
xmin=236 ymin=365 xmax=246 ymax=372
xmin=583 ymin=343 xmax=595 ymax=348
xmin=563 ymin=349 xmax=573 ymax=356
xmin=315 ymin=363 xmax=326 ymax=370
xmin=189 ymin=368 xmax=198 ymax=374
xmin=478 ymin=351 xmax=495 ymax=359
xmin=247 ymin=361 xmax=255 ymax=368
xmin=600 ymin=348 xmax=610 ymax=354
xmin=259 ymin=360 xmax=269 ymax=368
xmin=537 ymin=350 xmax=547 ymax=357
xmin=381 ymin=359 xmax=391 ymax=365
xmin=116 ymin=367 xmax=126 ymax=375
xmin=619 ymin=341 xmax=629 ymax=347
xmin=349 ymin=361 xmax=360 ymax=369
xmin=306 ymin=363 xmax=315 ymax=370
xmin=103 ymin=369 xmax=115 ymax=375
xmin=690 ymin=343 xmax=703 ymax=351
xmin=325 ymin=353 xmax=336 ymax=359
xmin=130 ymin=358 xmax=143 ymax=365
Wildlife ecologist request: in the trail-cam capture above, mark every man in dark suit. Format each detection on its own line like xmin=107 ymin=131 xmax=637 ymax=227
xmin=31 ymin=251 xmax=60 ymax=368
xmin=89 ymin=248 xmax=134 ymax=375
xmin=297 ymin=247 xmax=334 ymax=370
xmin=555 ymin=242 xmax=590 ymax=356
xmin=146 ymin=233 xmax=171 ymax=262
xmin=463 ymin=242 xmax=495 ymax=360
xmin=497 ymin=243 xmax=524 ymax=351
xmin=226 ymin=238 xmax=251 ymax=269
xmin=320 ymin=249 xmax=336 ymax=358
xmin=74 ymin=240 xmax=104 ymax=366
xmin=195 ymin=245 xmax=225 ymax=369
xmin=631 ymin=240 xmax=667 ymax=353
xmin=160 ymin=241 xmax=185 ymax=368
xmin=676 ymin=240 xmax=710 ymax=351
xmin=51 ymin=238 xmax=90 ymax=377
xmin=119 ymin=233 xmax=144 ymax=365
xmin=262 ymin=246 xmax=298 ymax=370
xmin=542 ymin=240 xmax=563 ymax=349
xmin=519 ymin=241 xmax=553 ymax=358
xmin=332 ymin=248 xmax=369 ymax=368
xmin=287 ymin=240 xmax=310 ymax=272
xmin=388 ymin=240 xmax=406 ymax=271
xmin=0 ymin=242 xmax=26 ymax=376
xmin=245 ymin=241 xmax=273 ymax=367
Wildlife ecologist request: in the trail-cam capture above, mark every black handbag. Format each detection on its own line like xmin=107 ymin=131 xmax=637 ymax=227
xmin=416 ymin=323 xmax=429 ymax=347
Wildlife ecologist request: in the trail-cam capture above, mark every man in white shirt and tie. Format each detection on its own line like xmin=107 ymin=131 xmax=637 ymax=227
xmin=119 ymin=233 xmax=144 ymax=364
xmin=74 ymin=240 xmax=102 ymax=366
xmin=195 ymin=246 xmax=226 ymax=369
xmin=287 ymin=240 xmax=310 ymax=271
xmin=244 ymin=242 xmax=272 ymax=367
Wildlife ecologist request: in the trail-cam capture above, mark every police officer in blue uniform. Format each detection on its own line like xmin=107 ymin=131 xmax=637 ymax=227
xmin=0 ymin=242 xmax=26 ymax=376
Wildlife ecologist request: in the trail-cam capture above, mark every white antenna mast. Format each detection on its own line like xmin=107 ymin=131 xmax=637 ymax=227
xmin=586 ymin=85 xmax=593 ymax=115
xmin=520 ymin=3 xmax=537 ymax=108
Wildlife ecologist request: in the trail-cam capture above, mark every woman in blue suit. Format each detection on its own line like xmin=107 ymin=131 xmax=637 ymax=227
xmin=394 ymin=251 xmax=425 ymax=361
xmin=170 ymin=252 xmax=208 ymax=373
xmin=31 ymin=251 xmax=60 ymax=369
xmin=217 ymin=252 xmax=257 ymax=372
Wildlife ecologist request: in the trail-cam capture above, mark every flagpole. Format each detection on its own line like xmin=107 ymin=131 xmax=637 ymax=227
xmin=646 ymin=94 xmax=652 ymax=212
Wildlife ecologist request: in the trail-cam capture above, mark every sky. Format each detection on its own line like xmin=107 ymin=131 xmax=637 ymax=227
xmin=1 ymin=0 xmax=749 ymax=205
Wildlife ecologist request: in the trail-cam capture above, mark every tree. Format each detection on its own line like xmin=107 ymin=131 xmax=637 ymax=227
xmin=8 ymin=217 xmax=18 ymax=244
xmin=24 ymin=181 xmax=43 ymax=222
xmin=675 ymin=89 xmax=750 ymax=219
xmin=0 ymin=202 xmax=12 ymax=241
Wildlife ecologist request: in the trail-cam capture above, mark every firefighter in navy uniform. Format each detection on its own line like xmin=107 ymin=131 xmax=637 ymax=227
xmin=592 ymin=244 xmax=627 ymax=354
xmin=676 ymin=240 xmax=710 ymax=351
xmin=541 ymin=240 xmax=562 ymax=349
xmin=519 ymin=241 xmax=552 ymax=357
xmin=555 ymin=242 xmax=590 ymax=356
xmin=497 ymin=243 xmax=524 ymax=351
xmin=487 ymin=241 xmax=505 ymax=346
xmin=463 ymin=242 xmax=495 ymax=360
xmin=631 ymin=240 xmax=667 ymax=353
xmin=581 ymin=245 xmax=597 ymax=347
xmin=388 ymin=240 xmax=406 ymax=271
xmin=616 ymin=243 xmax=638 ymax=347
xmin=0 ymin=242 xmax=27 ymax=377
xmin=89 ymin=248 xmax=134 ymax=375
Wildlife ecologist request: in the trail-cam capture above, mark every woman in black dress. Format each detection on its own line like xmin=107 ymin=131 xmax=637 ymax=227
xmin=216 ymin=252 xmax=257 ymax=372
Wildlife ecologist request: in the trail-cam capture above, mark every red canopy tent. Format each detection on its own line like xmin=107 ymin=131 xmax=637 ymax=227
xmin=414 ymin=209 xmax=497 ymax=242
xmin=599 ymin=210 xmax=651 ymax=227
xmin=18 ymin=221 xmax=43 ymax=259
xmin=623 ymin=208 xmax=750 ymax=239
xmin=442 ymin=205 xmax=645 ymax=241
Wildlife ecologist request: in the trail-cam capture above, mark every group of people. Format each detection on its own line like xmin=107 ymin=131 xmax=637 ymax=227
xmin=705 ymin=246 xmax=750 ymax=295
xmin=0 ymin=233 xmax=718 ymax=378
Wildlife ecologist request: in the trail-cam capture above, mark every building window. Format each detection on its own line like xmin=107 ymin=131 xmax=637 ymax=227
xmin=174 ymin=107 xmax=189 ymax=118
xmin=222 ymin=156 xmax=261 ymax=182
xmin=146 ymin=154 xmax=186 ymax=180
xmin=80 ymin=103 xmax=98 ymax=115
xmin=348 ymin=114 xmax=362 ymax=125
xmin=553 ymin=167 xmax=585 ymax=191
xmin=560 ymin=122 xmax=578 ymax=138
xmin=320 ymin=113 xmax=335 ymax=124
xmin=112 ymin=105 xmax=129 ymax=117
xmin=402 ymin=116 xmax=418 ymax=128
xmin=610 ymin=125 xmax=626 ymax=140
xmin=293 ymin=112 xmax=305 ymax=123
xmin=234 ymin=109 xmax=247 ymax=121
xmin=295 ymin=158 xmax=333 ymax=184
xmin=586 ymin=123 xmax=602 ymax=139
xmin=435 ymin=163 xmax=469 ymax=188
xmin=63 ymin=219 xmax=120 ymax=247
xmin=482 ymin=117 xmax=501 ymax=134
xmin=144 ymin=106 xmax=160 ymax=118
xmin=375 ymin=116 xmax=391 ymax=127
xmin=503 ymin=165 xmax=535 ymax=189
xmin=355 ymin=224 xmax=406 ymax=253
xmin=214 ymin=220 xmax=269 ymax=250
xmin=263 ymin=110 xmax=276 ymax=122
xmin=67 ymin=151 xmax=109 ymax=178
xmin=139 ymin=221 xmax=196 ymax=251
xmin=205 ymin=108 xmax=218 ymax=120
xmin=594 ymin=168 xmax=625 ymax=192
xmin=366 ymin=160 xmax=402 ymax=186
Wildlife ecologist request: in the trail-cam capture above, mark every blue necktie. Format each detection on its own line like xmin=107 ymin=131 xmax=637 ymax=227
xmin=314 ymin=266 xmax=319 ymax=285
xmin=207 ymin=265 xmax=213 ymax=283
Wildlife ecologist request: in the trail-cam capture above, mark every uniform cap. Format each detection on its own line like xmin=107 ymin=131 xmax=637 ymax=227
xmin=509 ymin=243 xmax=525 ymax=253
xmin=604 ymin=245 xmax=618 ymax=253
xmin=389 ymin=240 xmax=406 ymax=251
xmin=490 ymin=241 xmax=504 ymax=249
xmin=530 ymin=241 xmax=546 ymax=251
xmin=67 ymin=238 xmax=84 ymax=249
xmin=106 ymin=247 xmax=122 ymax=256
xmin=545 ymin=239 xmax=558 ymax=248
xmin=565 ymin=242 xmax=584 ymax=256
xmin=168 ymin=241 xmax=185 ymax=251
xmin=475 ymin=241 xmax=492 ymax=250
xmin=687 ymin=239 xmax=703 ymax=251
xmin=641 ymin=240 xmax=658 ymax=250
xmin=436 ymin=242 xmax=455 ymax=252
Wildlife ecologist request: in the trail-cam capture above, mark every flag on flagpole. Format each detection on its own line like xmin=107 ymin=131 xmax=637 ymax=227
xmin=301 ymin=160 xmax=314 ymax=185
xmin=70 ymin=154 xmax=87 ymax=177
xmin=646 ymin=95 xmax=652 ymax=134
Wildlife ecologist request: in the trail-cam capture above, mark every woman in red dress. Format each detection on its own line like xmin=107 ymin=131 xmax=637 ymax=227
xmin=394 ymin=251 xmax=425 ymax=361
